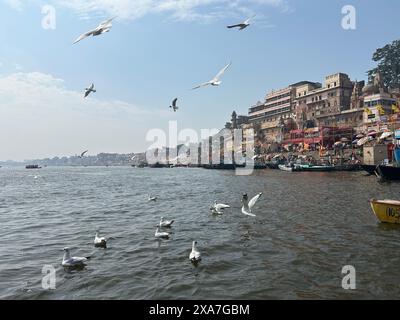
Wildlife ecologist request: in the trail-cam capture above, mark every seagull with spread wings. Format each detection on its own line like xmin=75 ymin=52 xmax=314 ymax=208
xmin=227 ymin=15 xmax=256 ymax=30
xmin=192 ymin=62 xmax=232 ymax=90
xmin=84 ymin=83 xmax=96 ymax=98
xmin=73 ymin=17 xmax=116 ymax=44
xmin=170 ymin=98 xmax=179 ymax=112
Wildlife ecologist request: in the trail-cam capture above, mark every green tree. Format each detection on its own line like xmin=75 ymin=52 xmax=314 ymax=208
xmin=367 ymin=39 xmax=400 ymax=89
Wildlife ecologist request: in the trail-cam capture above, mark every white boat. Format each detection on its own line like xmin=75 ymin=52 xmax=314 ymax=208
xmin=278 ymin=164 xmax=294 ymax=172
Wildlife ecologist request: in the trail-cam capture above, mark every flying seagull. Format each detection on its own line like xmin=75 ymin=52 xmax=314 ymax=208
xmin=241 ymin=193 xmax=262 ymax=217
xmin=170 ymin=98 xmax=179 ymax=112
xmin=210 ymin=201 xmax=230 ymax=215
xmin=62 ymin=247 xmax=90 ymax=267
xmin=192 ymin=62 xmax=232 ymax=90
xmin=189 ymin=241 xmax=201 ymax=262
xmin=159 ymin=217 xmax=174 ymax=228
xmin=79 ymin=150 xmax=88 ymax=158
xmin=84 ymin=83 xmax=96 ymax=98
xmin=73 ymin=17 xmax=116 ymax=44
xmin=94 ymin=232 xmax=107 ymax=248
xmin=227 ymin=15 xmax=256 ymax=30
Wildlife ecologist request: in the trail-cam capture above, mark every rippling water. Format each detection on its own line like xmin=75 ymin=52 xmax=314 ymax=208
xmin=1 ymin=166 xmax=400 ymax=300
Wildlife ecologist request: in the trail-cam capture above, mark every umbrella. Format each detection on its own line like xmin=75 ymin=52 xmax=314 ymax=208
xmin=368 ymin=130 xmax=377 ymax=136
xmin=334 ymin=141 xmax=343 ymax=146
xmin=357 ymin=136 xmax=370 ymax=146
xmin=352 ymin=139 xmax=359 ymax=144
xmin=356 ymin=134 xmax=365 ymax=139
xmin=379 ymin=132 xmax=393 ymax=140
xmin=340 ymin=137 xmax=349 ymax=142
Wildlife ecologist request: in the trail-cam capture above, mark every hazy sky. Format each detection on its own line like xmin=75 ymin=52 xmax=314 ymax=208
xmin=0 ymin=0 xmax=399 ymax=161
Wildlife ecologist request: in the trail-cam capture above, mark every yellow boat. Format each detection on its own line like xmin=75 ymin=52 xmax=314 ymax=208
xmin=370 ymin=199 xmax=400 ymax=224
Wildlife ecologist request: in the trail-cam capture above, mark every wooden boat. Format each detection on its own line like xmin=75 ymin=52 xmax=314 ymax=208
xmin=370 ymin=199 xmax=400 ymax=224
xmin=298 ymin=164 xmax=335 ymax=172
xmin=25 ymin=165 xmax=42 ymax=169
xmin=361 ymin=164 xmax=377 ymax=175
xmin=278 ymin=164 xmax=293 ymax=172
xmin=333 ymin=164 xmax=362 ymax=172
xmin=375 ymin=165 xmax=400 ymax=181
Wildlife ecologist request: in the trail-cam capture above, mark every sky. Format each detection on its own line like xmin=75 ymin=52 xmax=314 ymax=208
xmin=0 ymin=0 xmax=399 ymax=161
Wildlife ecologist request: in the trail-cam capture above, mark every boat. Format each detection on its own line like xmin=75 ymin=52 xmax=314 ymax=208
xmin=361 ymin=164 xmax=378 ymax=175
xmin=297 ymin=164 xmax=335 ymax=172
xmin=278 ymin=164 xmax=294 ymax=172
xmin=202 ymin=163 xmax=246 ymax=170
xmin=25 ymin=165 xmax=42 ymax=169
xmin=375 ymin=165 xmax=400 ymax=181
xmin=333 ymin=164 xmax=362 ymax=172
xmin=370 ymin=199 xmax=400 ymax=224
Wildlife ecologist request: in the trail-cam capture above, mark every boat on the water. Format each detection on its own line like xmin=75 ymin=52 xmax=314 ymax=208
xmin=361 ymin=164 xmax=378 ymax=175
xmin=278 ymin=164 xmax=302 ymax=172
xmin=297 ymin=164 xmax=335 ymax=172
xmin=375 ymin=165 xmax=400 ymax=181
xmin=25 ymin=165 xmax=42 ymax=169
xmin=370 ymin=199 xmax=400 ymax=224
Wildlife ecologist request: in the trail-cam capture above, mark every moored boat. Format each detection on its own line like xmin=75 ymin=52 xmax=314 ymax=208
xmin=361 ymin=164 xmax=378 ymax=175
xmin=298 ymin=164 xmax=335 ymax=172
xmin=25 ymin=165 xmax=42 ymax=169
xmin=375 ymin=165 xmax=400 ymax=181
xmin=370 ymin=199 xmax=400 ymax=224
xmin=278 ymin=164 xmax=293 ymax=172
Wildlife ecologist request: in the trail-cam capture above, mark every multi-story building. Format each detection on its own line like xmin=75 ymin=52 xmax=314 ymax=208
xmin=294 ymin=73 xmax=355 ymax=129
xmin=248 ymin=81 xmax=319 ymax=143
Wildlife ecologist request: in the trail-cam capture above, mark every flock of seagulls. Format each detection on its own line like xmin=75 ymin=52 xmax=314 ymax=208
xmin=61 ymin=15 xmax=261 ymax=269
xmin=73 ymin=14 xmax=255 ymax=110
xmin=61 ymin=192 xmax=262 ymax=268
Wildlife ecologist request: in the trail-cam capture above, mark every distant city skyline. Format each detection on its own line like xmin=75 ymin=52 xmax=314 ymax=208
xmin=1 ymin=0 xmax=399 ymax=161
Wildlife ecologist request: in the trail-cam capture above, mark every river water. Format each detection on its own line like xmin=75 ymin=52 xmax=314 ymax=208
xmin=1 ymin=166 xmax=400 ymax=300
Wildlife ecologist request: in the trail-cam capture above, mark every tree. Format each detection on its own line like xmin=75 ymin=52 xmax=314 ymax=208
xmin=367 ymin=39 xmax=400 ymax=89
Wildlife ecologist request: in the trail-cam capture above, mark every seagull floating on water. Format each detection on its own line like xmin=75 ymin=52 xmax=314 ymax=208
xmin=210 ymin=201 xmax=230 ymax=214
xmin=84 ymin=83 xmax=96 ymax=98
xmin=159 ymin=217 xmax=174 ymax=228
xmin=94 ymin=232 xmax=107 ymax=248
xmin=241 ymin=193 xmax=262 ymax=217
xmin=62 ymin=247 xmax=90 ymax=267
xmin=192 ymin=62 xmax=231 ymax=90
xmin=227 ymin=15 xmax=256 ymax=30
xmin=189 ymin=241 xmax=201 ymax=262
xmin=155 ymin=227 xmax=170 ymax=239
xmin=148 ymin=194 xmax=158 ymax=202
xmin=73 ymin=17 xmax=116 ymax=44
xmin=169 ymin=98 xmax=179 ymax=112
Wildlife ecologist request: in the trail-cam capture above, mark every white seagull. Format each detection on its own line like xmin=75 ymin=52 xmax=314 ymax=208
xmin=241 ymin=193 xmax=262 ymax=217
xmin=189 ymin=241 xmax=201 ymax=262
xmin=84 ymin=83 xmax=96 ymax=98
xmin=62 ymin=247 xmax=90 ymax=267
xmin=210 ymin=201 xmax=230 ymax=214
xmin=94 ymin=232 xmax=107 ymax=248
xmin=192 ymin=62 xmax=232 ymax=90
xmin=73 ymin=17 xmax=116 ymax=44
xmin=227 ymin=15 xmax=256 ymax=30
xmin=170 ymin=98 xmax=179 ymax=112
xmin=159 ymin=217 xmax=174 ymax=228
xmin=148 ymin=194 xmax=158 ymax=202
xmin=155 ymin=227 xmax=170 ymax=239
